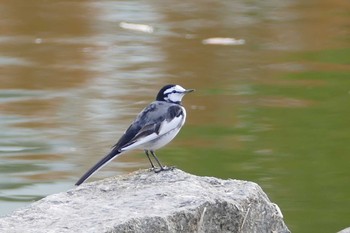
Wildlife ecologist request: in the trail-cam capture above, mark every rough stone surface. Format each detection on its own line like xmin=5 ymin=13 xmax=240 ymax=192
xmin=338 ymin=227 xmax=350 ymax=233
xmin=0 ymin=169 xmax=290 ymax=233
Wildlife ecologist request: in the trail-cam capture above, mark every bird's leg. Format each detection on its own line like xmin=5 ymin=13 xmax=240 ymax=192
xmin=150 ymin=150 xmax=173 ymax=173
xmin=145 ymin=150 xmax=156 ymax=169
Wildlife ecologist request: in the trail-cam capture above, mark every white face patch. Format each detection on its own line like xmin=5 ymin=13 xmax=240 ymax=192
xmin=164 ymin=85 xmax=186 ymax=95
xmin=164 ymin=85 xmax=187 ymax=103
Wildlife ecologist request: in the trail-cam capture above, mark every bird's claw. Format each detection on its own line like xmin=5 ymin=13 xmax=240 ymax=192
xmin=150 ymin=166 xmax=175 ymax=173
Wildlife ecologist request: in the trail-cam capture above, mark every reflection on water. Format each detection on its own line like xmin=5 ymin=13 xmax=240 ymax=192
xmin=0 ymin=1 xmax=350 ymax=233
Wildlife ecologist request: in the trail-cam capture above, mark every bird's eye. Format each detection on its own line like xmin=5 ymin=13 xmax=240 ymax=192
xmin=172 ymin=90 xmax=176 ymax=93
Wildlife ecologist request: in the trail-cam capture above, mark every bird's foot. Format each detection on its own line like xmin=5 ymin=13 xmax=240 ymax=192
xmin=151 ymin=166 xmax=175 ymax=173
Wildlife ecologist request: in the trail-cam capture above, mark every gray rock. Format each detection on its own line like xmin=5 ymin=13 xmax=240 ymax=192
xmin=0 ymin=169 xmax=290 ymax=233
xmin=338 ymin=227 xmax=350 ymax=233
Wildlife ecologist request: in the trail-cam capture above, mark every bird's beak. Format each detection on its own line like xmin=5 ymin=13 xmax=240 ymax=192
xmin=184 ymin=89 xmax=195 ymax=93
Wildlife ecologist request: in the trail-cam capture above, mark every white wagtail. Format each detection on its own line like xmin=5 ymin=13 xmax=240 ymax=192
xmin=75 ymin=84 xmax=194 ymax=186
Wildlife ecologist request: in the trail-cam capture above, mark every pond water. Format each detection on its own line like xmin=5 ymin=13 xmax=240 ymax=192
xmin=0 ymin=1 xmax=349 ymax=232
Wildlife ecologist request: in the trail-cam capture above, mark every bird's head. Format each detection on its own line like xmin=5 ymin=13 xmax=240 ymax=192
xmin=156 ymin=84 xmax=194 ymax=104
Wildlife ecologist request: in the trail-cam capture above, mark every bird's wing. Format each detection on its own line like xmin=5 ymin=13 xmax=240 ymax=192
xmin=113 ymin=123 xmax=141 ymax=149
xmin=120 ymin=104 xmax=184 ymax=151
xmin=119 ymin=123 xmax=161 ymax=150
xmin=113 ymin=102 xmax=160 ymax=149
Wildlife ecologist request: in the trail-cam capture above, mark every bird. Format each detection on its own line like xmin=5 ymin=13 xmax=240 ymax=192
xmin=75 ymin=84 xmax=194 ymax=186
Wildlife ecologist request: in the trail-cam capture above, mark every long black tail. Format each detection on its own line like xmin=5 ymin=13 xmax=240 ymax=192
xmin=75 ymin=148 xmax=121 ymax=186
